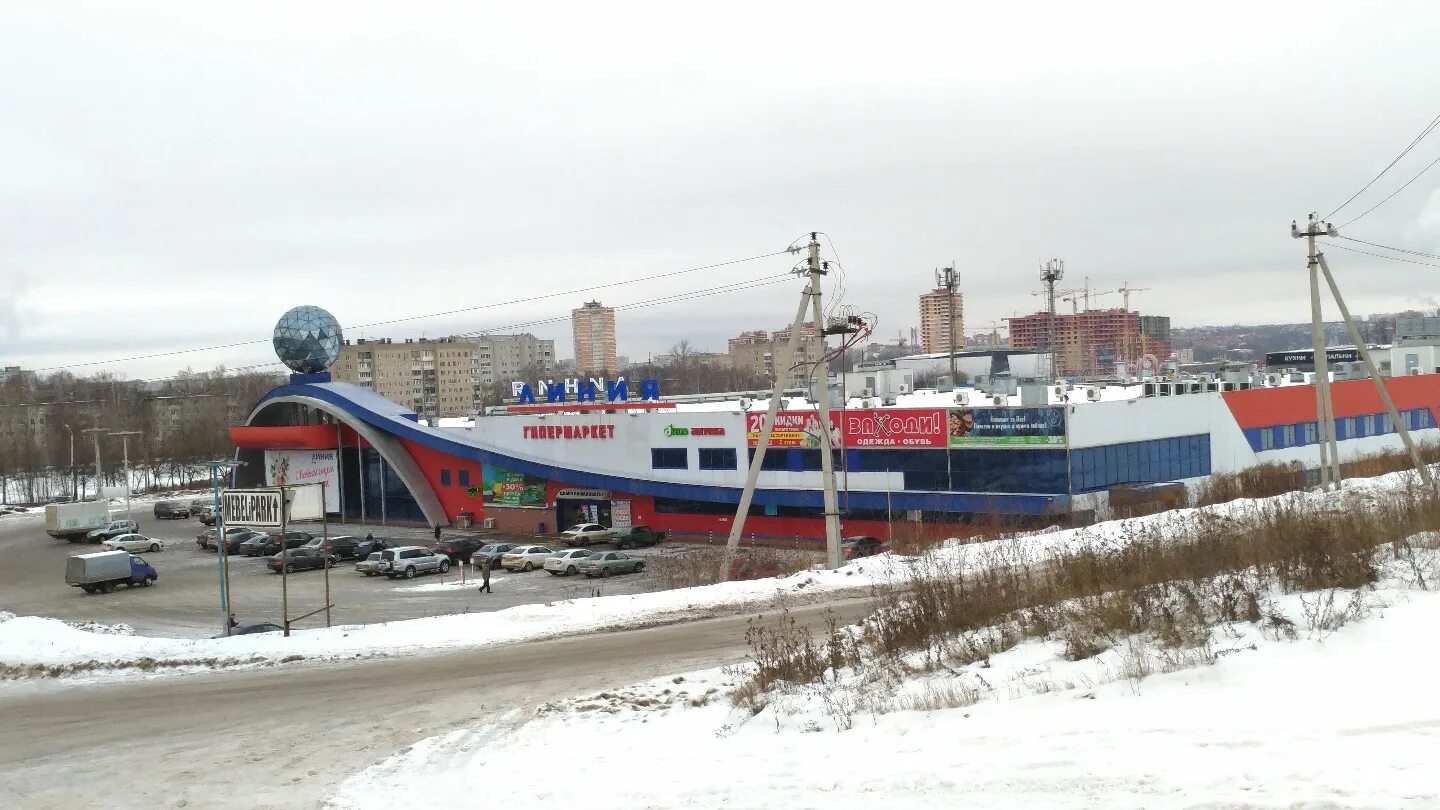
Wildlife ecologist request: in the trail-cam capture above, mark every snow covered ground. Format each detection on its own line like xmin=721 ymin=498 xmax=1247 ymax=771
xmin=329 ymin=562 xmax=1440 ymax=810
xmin=2 ymin=467 xmax=1430 ymax=680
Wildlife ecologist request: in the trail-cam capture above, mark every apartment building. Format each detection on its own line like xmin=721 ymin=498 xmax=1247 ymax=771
xmin=571 ymin=301 xmax=618 ymax=376
xmin=1006 ymin=308 xmax=1173 ymax=377
xmin=335 ymin=337 xmax=476 ymax=419
xmin=918 ymin=287 xmax=965 ymax=355
xmin=727 ymin=322 xmax=825 ymax=387
xmin=472 ymin=333 xmax=555 ymax=385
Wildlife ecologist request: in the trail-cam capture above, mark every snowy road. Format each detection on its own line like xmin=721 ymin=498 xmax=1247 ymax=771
xmin=2 ymin=598 xmax=873 ymax=810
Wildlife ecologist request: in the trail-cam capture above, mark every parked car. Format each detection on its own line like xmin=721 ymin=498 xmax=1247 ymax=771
xmin=195 ymin=504 xmax=218 ymax=525
xmin=65 ymin=550 xmax=157 ymax=593
xmin=355 ymin=552 xmax=386 ymax=577
xmin=188 ymin=498 xmax=210 ymax=516
xmin=153 ymin=500 xmax=190 ymax=520
xmin=197 ymin=526 xmax=252 ymax=550
xmin=379 ymin=546 xmax=450 ymax=579
xmin=303 ymin=535 xmax=361 ymax=560
xmin=267 ymin=547 xmax=337 ymax=574
xmin=559 ymin=523 xmax=612 ymax=545
xmin=354 ymin=537 xmax=395 ymax=560
xmin=500 ymin=545 xmax=556 ymax=572
xmin=257 ymin=531 xmax=314 ymax=557
xmin=580 ymin=551 xmax=646 ymax=578
xmin=544 ymin=548 xmax=594 ymax=576
xmin=217 ymin=622 xmax=284 ymax=638
xmin=612 ymin=525 xmax=666 ymax=549
xmin=239 ymin=533 xmax=307 ymax=557
xmin=101 ymin=533 xmax=164 ymax=553
xmin=468 ymin=543 xmax=516 ymax=570
xmin=86 ymin=519 xmax=139 ymax=543
xmin=218 ymin=530 xmax=266 ymax=554
xmin=433 ymin=537 xmax=486 ymax=561
xmin=841 ymin=536 xmax=888 ymax=560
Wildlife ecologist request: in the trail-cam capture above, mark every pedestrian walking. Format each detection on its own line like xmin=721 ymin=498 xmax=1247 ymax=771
xmin=365 ymin=532 xmax=373 ymax=542
xmin=478 ymin=558 xmax=491 ymax=593
xmin=433 ymin=524 xmax=442 ymax=542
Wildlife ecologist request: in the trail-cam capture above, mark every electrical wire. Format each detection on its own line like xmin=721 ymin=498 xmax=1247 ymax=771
xmin=25 ymin=249 xmax=791 ymax=374
xmin=1326 ymin=112 xmax=1440 ymax=220
xmin=1338 ymin=235 xmax=1440 ymax=262
xmin=1317 ymin=241 xmax=1440 ymax=269
xmin=1338 ymin=152 xmax=1440 ymax=229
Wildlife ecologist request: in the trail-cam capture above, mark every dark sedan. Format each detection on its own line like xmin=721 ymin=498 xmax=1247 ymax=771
xmin=257 ymin=531 xmax=314 ymax=557
xmin=354 ymin=537 xmax=395 ymax=559
xmin=841 ymin=536 xmax=889 ymax=560
xmin=434 ymin=537 xmax=486 ymax=561
xmin=468 ymin=542 xmax=516 ymax=570
xmin=267 ymin=548 xmax=337 ymax=574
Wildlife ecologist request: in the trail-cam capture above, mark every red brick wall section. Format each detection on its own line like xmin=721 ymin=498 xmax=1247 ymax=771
xmin=395 ymin=437 xmax=485 ymax=525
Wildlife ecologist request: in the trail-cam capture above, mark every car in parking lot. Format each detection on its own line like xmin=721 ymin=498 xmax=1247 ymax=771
xmin=188 ymin=498 xmax=210 ymax=516
xmin=433 ymin=537 xmax=486 ymax=561
xmin=580 ymin=551 xmax=645 ymax=578
xmin=559 ymin=523 xmax=612 ymax=545
xmin=153 ymin=500 xmax=190 ymax=519
xmin=379 ymin=546 xmax=451 ymax=579
xmin=500 ymin=545 xmax=556 ymax=572
xmin=544 ymin=548 xmax=593 ymax=576
xmin=841 ymin=536 xmax=889 ymax=560
xmin=197 ymin=526 xmax=254 ymax=551
xmin=303 ymin=535 xmax=361 ymax=560
xmin=87 ymin=519 xmax=139 ymax=543
xmin=218 ymin=529 xmax=266 ymax=554
xmin=195 ymin=504 xmax=218 ymax=525
xmin=101 ymin=533 xmax=165 ymax=553
xmin=257 ymin=531 xmax=314 ymax=557
xmin=469 ymin=542 xmax=515 ymax=570
xmin=267 ymin=547 xmax=337 ymax=574
xmin=354 ymin=537 xmax=395 ymax=560
xmin=612 ymin=525 xmax=666 ymax=549
xmin=355 ymin=552 xmax=386 ymax=577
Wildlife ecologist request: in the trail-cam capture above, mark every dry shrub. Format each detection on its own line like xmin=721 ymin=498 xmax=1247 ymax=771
xmin=1194 ymin=462 xmax=1306 ymax=507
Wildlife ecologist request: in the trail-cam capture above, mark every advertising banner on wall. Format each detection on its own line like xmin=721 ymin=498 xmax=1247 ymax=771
xmin=611 ymin=499 xmax=632 ymax=531
xmin=745 ymin=411 xmax=839 ymax=448
xmin=836 ymin=409 xmax=947 ymax=448
xmin=481 ymin=464 xmax=548 ymax=507
xmin=263 ymin=450 xmax=340 ymax=512
xmin=946 ymin=407 xmax=1066 ymax=446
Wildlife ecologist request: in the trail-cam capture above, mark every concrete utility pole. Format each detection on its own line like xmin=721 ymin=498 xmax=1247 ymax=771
xmin=723 ymin=233 xmax=844 ymax=577
xmin=806 ymin=245 xmax=843 ymax=571
xmin=110 ymin=430 xmax=141 ymax=519
xmin=1292 ymin=214 xmax=1434 ymax=487
xmin=936 ymin=264 xmax=960 ymax=382
xmin=63 ymin=424 xmax=75 ymax=500
xmin=82 ymin=426 xmax=106 ymax=502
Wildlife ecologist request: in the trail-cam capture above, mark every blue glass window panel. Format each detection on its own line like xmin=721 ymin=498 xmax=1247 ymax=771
xmin=698 ymin=448 xmax=738 ymax=470
xmin=439 ymin=469 xmax=452 ymax=487
xmin=651 ymin=448 xmax=688 ymax=469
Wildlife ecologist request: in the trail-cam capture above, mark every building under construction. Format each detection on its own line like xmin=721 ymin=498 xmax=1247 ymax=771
xmin=1007 ymin=308 xmax=1173 ymax=377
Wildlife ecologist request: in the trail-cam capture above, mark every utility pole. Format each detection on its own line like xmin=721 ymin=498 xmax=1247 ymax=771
xmin=82 ymin=426 xmax=106 ymax=503
xmin=723 ymin=232 xmax=844 ymax=577
xmin=110 ymin=430 xmax=141 ymax=519
xmin=807 ymin=249 xmax=844 ymax=571
xmin=208 ymin=459 xmax=244 ymax=636
xmin=1040 ymin=259 xmax=1065 ymax=382
xmin=63 ymin=424 xmax=75 ymax=500
xmin=936 ymin=264 xmax=960 ymax=382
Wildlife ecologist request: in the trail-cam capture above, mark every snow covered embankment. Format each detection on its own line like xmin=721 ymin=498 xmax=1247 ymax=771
xmin=329 ymin=553 xmax=1440 ymax=810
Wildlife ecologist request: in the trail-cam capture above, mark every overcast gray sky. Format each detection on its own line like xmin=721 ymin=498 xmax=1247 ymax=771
xmin=3 ymin=1 xmax=1440 ymax=380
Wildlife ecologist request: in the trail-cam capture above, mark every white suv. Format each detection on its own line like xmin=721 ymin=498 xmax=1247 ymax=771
xmin=380 ymin=546 xmax=451 ymax=579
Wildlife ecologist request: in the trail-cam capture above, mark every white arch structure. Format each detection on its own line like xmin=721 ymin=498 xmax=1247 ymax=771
xmin=246 ymin=394 xmax=448 ymax=528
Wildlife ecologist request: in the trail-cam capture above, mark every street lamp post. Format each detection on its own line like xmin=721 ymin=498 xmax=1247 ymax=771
xmin=109 ymin=431 xmax=141 ymax=519
xmin=207 ymin=459 xmax=245 ymax=636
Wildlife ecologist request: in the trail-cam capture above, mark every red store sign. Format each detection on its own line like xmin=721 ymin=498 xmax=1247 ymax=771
xmin=522 ymin=424 xmax=616 ymax=440
xmin=837 ymin=409 xmax=947 ymax=448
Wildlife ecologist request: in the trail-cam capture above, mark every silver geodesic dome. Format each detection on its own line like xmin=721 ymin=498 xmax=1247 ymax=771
xmin=272 ymin=305 xmax=343 ymax=374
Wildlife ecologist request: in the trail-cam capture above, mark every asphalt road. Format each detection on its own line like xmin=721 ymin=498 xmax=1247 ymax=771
xmin=0 ymin=510 xmax=701 ymax=636
xmin=1 ymin=598 xmax=875 ymax=810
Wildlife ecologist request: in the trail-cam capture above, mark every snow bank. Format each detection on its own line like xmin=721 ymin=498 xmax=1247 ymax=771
xmin=329 ymin=568 xmax=1440 ymax=809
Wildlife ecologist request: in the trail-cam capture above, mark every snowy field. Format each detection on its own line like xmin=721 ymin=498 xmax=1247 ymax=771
xmin=329 ymin=560 xmax=1440 ymax=810
xmin=1 ymin=468 xmax=1430 ymax=681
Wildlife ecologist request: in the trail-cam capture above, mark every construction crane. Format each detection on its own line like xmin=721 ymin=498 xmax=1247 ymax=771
xmin=1117 ymin=282 xmax=1151 ymax=311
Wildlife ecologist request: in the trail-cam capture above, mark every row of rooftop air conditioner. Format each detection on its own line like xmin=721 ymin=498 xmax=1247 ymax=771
xmin=1144 ymin=380 xmax=1250 ymax=397
xmin=953 ymin=392 xmax=1008 ymax=407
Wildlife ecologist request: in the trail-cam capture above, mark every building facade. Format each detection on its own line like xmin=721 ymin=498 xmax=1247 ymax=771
xmin=571 ymin=301 xmax=618 ymax=376
xmin=1007 ymin=308 xmax=1173 ymax=377
xmin=728 ymin=323 xmax=825 ymax=388
xmin=919 ymin=288 xmax=965 ymax=355
xmin=472 ymin=333 xmax=555 ymax=386
xmin=334 ymin=337 xmax=483 ymax=420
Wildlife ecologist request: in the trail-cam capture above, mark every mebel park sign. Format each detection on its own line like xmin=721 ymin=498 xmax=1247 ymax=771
xmin=510 ymin=377 xmax=661 ymax=406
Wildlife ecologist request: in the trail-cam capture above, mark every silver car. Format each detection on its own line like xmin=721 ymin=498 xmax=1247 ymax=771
xmin=580 ymin=551 xmax=646 ymax=578
xmin=355 ymin=552 xmax=385 ymax=577
xmin=380 ymin=546 xmax=451 ymax=579
xmin=544 ymin=548 xmax=593 ymax=576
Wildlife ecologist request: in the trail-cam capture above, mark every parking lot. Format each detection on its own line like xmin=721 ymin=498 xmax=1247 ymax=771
xmin=0 ymin=506 xmax=707 ymax=637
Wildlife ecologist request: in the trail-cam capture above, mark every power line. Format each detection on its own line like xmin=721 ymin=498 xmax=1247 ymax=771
xmin=1337 ymin=235 xmax=1440 ymax=261
xmin=26 ymin=248 xmax=790 ymax=374
xmin=1318 ymin=240 xmax=1440 ymax=269
xmin=1338 ymin=152 xmax=1440 ymax=229
xmin=1326 ymin=112 xmax=1440 ymax=220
